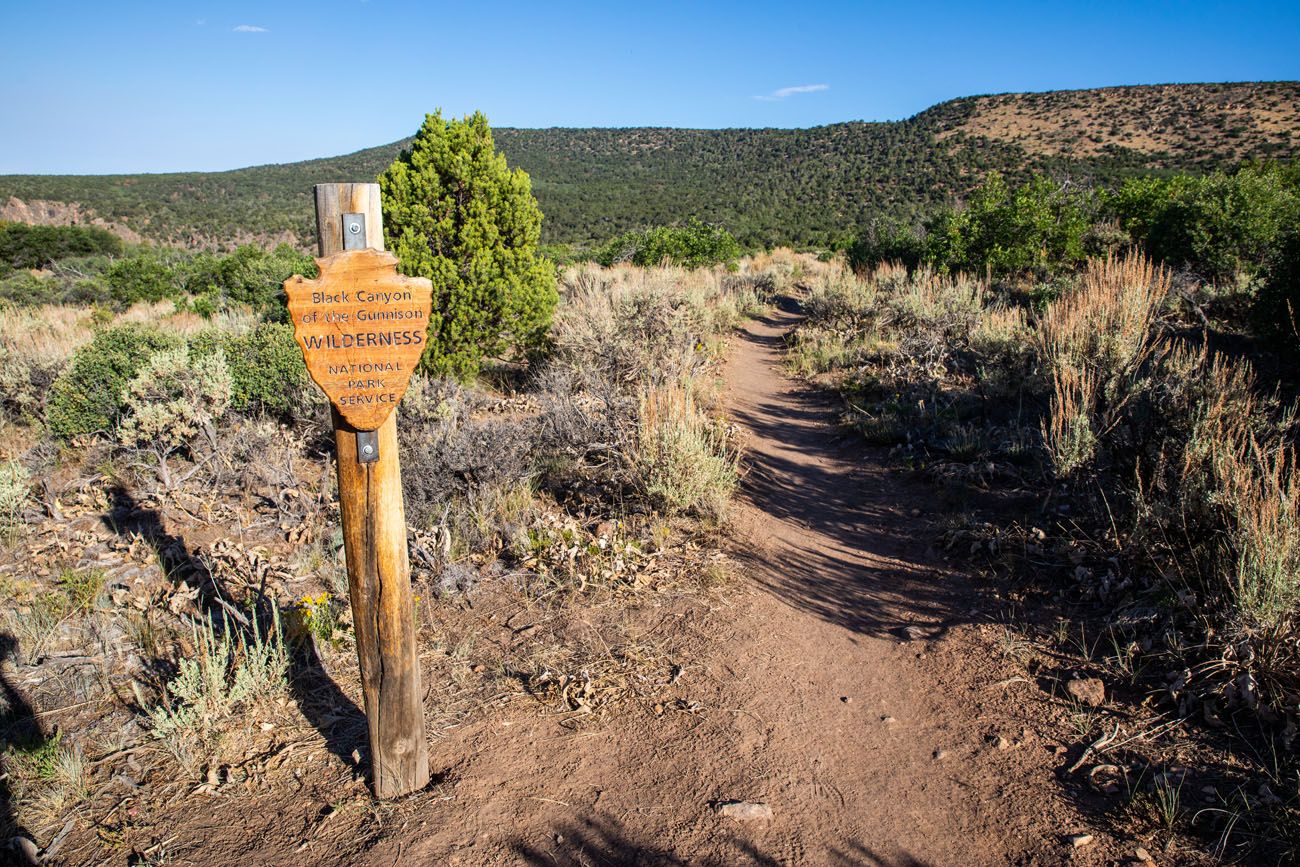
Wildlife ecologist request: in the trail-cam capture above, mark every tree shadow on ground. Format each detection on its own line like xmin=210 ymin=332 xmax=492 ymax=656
xmin=0 ymin=633 xmax=38 ymax=861
xmin=99 ymin=484 xmax=368 ymax=773
xmin=728 ymin=298 xmax=980 ymax=643
xmin=1048 ymin=706 xmax=1300 ymax=865
xmin=509 ymin=815 xmax=932 ymax=866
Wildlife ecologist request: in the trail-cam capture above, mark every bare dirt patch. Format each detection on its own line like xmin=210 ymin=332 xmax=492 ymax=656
xmin=354 ymin=300 xmax=1140 ymax=865
xmin=7 ymin=290 xmax=1196 ymax=865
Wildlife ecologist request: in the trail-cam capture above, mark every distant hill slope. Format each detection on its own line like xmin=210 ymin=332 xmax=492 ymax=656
xmin=932 ymin=82 xmax=1300 ymax=160
xmin=2 ymin=81 xmax=1297 ymax=250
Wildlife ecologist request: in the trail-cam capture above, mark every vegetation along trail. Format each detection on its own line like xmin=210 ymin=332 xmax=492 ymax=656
xmin=359 ymin=295 xmax=1104 ymax=866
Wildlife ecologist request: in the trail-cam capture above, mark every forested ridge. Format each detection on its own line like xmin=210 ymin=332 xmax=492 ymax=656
xmin=2 ymin=81 xmax=1297 ymax=250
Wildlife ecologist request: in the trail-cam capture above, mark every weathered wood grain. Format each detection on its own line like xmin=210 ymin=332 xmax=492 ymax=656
xmin=284 ymin=248 xmax=432 ymax=431
xmin=311 ymin=182 xmax=430 ymax=799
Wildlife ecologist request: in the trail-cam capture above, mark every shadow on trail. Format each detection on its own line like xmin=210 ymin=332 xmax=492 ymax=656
xmin=729 ymin=297 xmax=978 ymax=642
xmin=510 ymin=816 xmax=933 ymax=867
xmin=100 ymin=485 xmax=368 ymax=772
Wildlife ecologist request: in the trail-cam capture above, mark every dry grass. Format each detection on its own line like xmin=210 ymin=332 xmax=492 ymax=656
xmin=1043 ymin=364 xmax=1100 ymax=477
xmin=1039 ymin=258 xmax=1300 ymax=697
xmin=0 ymin=305 xmax=96 ymax=419
xmin=1182 ymin=363 xmax=1300 ymax=639
xmin=796 ymin=247 xmax=1300 ymax=718
xmin=1216 ymin=434 xmax=1300 ymax=633
xmin=0 ymin=303 xmax=95 ymax=360
xmin=631 ymin=383 xmax=738 ymax=521
xmin=115 ymin=300 xmax=259 ymax=338
xmin=551 ymin=261 xmax=769 ymax=388
xmin=1038 ymin=252 xmax=1169 ymax=386
xmin=2 ymin=733 xmax=89 ymax=834
xmin=1039 ymin=254 xmax=1171 ymax=476
xmin=791 ymin=260 xmax=1034 ymax=457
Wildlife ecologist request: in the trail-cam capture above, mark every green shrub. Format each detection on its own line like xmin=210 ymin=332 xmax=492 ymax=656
xmin=195 ymin=323 xmax=316 ymax=420
xmin=105 ymin=253 xmax=178 ymax=305
xmin=923 ymin=173 xmax=1096 ymax=277
xmin=1254 ymin=225 xmax=1300 ymax=349
xmin=148 ymin=610 xmax=289 ymax=768
xmin=597 ymin=218 xmax=742 ymax=269
xmin=183 ymin=244 xmax=316 ymax=320
xmin=845 ymin=219 xmax=925 ymax=272
xmin=118 ymin=347 xmax=232 ymax=451
xmin=1108 ymin=163 xmax=1300 ymax=281
xmin=45 ymin=324 xmax=181 ymax=439
xmin=118 ymin=347 xmax=232 ymax=486
xmin=379 ymin=111 xmax=558 ymax=379
xmin=0 ymin=223 xmax=123 ymax=269
xmin=0 ymin=253 xmax=120 ymax=307
xmin=0 ymin=269 xmax=58 ymax=306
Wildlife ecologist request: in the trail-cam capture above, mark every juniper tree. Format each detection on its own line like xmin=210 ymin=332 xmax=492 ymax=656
xmin=379 ymin=111 xmax=557 ymax=379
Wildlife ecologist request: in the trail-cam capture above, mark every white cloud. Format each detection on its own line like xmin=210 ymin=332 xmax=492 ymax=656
xmin=753 ymin=83 xmax=829 ymax=102
xmin=232 ymin=24 xmax=269 ymax=33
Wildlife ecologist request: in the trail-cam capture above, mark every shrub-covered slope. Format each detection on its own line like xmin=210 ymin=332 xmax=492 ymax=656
xmin=1 ymin=82 xmax=1297 ymax=250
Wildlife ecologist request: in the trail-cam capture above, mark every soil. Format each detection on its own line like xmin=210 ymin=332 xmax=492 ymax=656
xmin=350 ymin=299 xmax=1131 ymax=866
xmin=20 ymin=300 xmax=1181 ymax=865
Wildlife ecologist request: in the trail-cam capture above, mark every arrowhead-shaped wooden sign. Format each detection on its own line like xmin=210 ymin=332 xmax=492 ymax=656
xmin=284 ymin=248 xmax=433 ymax=430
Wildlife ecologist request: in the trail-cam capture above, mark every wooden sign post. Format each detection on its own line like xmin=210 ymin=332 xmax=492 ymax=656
xmin=284 ymin=183 xmax=432 ymax=798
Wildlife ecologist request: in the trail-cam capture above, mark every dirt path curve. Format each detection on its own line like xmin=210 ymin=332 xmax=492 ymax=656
xmin=365 ymin=300 xmax=1079 ymax=866
xmin=711 ymin=299 xmax=1069 ymax=864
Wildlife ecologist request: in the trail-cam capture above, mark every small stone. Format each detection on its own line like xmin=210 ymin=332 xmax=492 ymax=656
xmin=1066 ymin=677 xmax=1106 ymax=707
xmin=1134 ymin=847 xmax=1152 ymax=862
xmin=716 ymin=801 xmax=773 ymax=822
xmin=881 ymin=716 xmax=897 ymax=724
xmin=472 ymin=664 xmax=486 ymax=673
xmin=1069 ymin=834 xmax=1094 ymax=848
xmin=840 ymin=696 xmax=851 ymax=704
xmin=932 ymin=749 xmax=947 ymax=760
xmin=901 ymin=625 xmax=926 ymax=641
xmin=260 ymin=722 xmax=275 ymax=731
xmin=909 ymin=508 xmax=922 ymax=518
xmin=351 ymin=749 xmax=362 ymax=766
xmin=10 ymin=836 xmax=39 ymax=865
xmin=989 ymin=735 xmax=1010 ymax=750
xmin=112 ymin=772 xmax=140 ymax=790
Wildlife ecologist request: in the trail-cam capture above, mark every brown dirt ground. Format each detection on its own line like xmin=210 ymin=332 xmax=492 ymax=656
xmin=26 ymin=300 xmax=1170 ymax=866
xmin=348 ymin=300 xmax=1137 ymax=866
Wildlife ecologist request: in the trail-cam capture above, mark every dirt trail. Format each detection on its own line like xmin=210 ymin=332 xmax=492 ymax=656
xmin=362 ymin=300 xmax=1089 ymax=866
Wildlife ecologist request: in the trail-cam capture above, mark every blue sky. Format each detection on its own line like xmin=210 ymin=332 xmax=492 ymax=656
xmin=2 ymin=1 xmax=1298 ymax=174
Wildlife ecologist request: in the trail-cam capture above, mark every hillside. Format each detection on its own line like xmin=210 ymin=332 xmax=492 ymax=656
xmin=933 ymin=81 xmax=1300 ymax=160
xmin=2 ymin=81 xmax=1297 ymax=250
